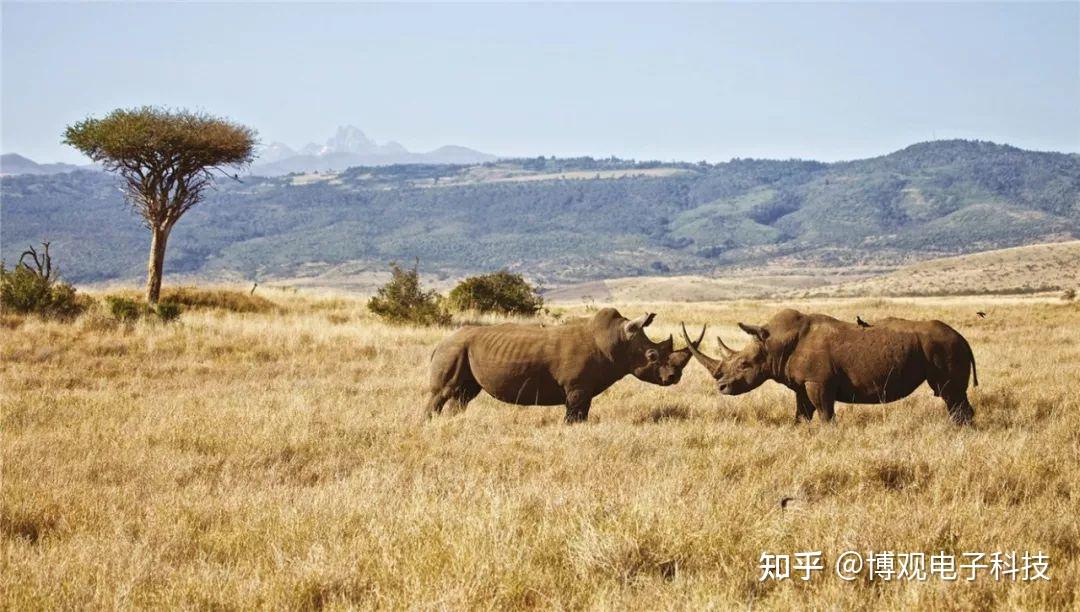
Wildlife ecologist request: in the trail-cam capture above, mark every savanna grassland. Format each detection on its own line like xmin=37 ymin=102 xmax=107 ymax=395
xmin=2 ymin=290 xmax=1079 ymax=610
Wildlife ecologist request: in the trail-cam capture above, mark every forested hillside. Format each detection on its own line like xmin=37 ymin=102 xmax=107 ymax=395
xmin=2 ymin=140 xmax=1077 ymax=285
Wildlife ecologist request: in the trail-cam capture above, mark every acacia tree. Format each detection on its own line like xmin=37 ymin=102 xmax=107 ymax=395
xmin=64 ymin=107 xmax=256 ymax=304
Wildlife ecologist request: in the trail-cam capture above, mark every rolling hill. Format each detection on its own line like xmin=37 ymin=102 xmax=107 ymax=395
xmin=0 ymin=153 xmax=86 ymax=176
xmin=811 ymin=240 xmax=1080 ymax=297
xmin=1 ymin=140 xmax=1077 ymax=288
xmin=544 ymin=241 xmax=1080 ymax=301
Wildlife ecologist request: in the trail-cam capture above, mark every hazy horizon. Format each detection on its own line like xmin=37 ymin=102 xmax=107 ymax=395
xmin=3 ymin=2 xmax=1078 ymax=165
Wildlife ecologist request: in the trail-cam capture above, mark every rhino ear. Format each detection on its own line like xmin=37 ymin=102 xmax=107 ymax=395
xmin=624 ymin=313 xmax=656 ymax=336
xmin=738 ymin=322 xmax=769 ymax=342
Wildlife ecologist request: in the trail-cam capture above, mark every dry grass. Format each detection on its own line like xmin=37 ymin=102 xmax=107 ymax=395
xmin=818 ymin=241 xmax=1080 ymax=297
xmin=159 ymin=286 xmax=279 ymax=314
xmin=2 ymin=291 xmax=1079 ymax=609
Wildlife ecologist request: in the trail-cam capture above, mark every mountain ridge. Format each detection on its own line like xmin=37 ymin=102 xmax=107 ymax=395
xmin=0 ymin=153 xmax=87 ymax=176
xmin=1 ymin=125 xmax=497 ymax=177
xmin=2 ymin=139 xmax=1077 ymax=286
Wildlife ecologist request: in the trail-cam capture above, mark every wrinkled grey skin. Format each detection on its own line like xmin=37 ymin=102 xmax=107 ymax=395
xmin=682 ymin=309 xmax=978 ymax=424
xmin=426 ymin=308 xmax=703 ymax=423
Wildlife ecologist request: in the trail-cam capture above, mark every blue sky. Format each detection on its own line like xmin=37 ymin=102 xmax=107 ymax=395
xmin=2 ymin=2 xmax=1077 ymax=164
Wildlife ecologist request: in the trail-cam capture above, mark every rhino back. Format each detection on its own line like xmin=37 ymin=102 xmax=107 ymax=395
xmin=785 ymin=317 xmax=926 ymax=401
xmin=463 ymin=323 xmax=597 ymax=405
xmin=875 ymin=317 xmax=974 ymax=376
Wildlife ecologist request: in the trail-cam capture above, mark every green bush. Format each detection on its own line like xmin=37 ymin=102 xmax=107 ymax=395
xmin=155 ymin=302 xmax=183 ymax=322
xmin=448 ymin=270 xmax=544 ymax=316
xmin=106 ymin=296 xmax=150 ymax=322
xmin=368 ymin=262 xmax=450 ymax=326
xmin=104 ymin=296 xmax=182 ymax=323
xmin=0 ymin=244 xmax=88 ymax=319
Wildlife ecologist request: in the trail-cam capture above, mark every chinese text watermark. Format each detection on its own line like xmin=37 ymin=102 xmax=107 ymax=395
xmin=759 ymin=551 xmax=1050 ymax=582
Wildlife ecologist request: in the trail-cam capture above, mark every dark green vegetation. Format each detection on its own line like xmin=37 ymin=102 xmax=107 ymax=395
xmin=448 ymin=270 xmax=544 ymax=316
xmin=102 ymin=296 xmax=181 ymax=323
xmin=99 ymin=287 xmax=278 ymax=324
xmin=3 ymin=140 xmax=1077 ymax=285
xmin=367 ymin=262 xmax=451 ymax=326
xmin=0 ymin=242 xmax=87 ymax=318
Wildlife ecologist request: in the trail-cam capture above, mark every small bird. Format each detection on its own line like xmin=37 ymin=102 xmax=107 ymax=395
xmin=976 ymin=311 xmax=987 ymax=318
xmin=250 ymin=282 xmax=258 ymax=296
xmin=856 ymin=316 xmax=871 ymax=328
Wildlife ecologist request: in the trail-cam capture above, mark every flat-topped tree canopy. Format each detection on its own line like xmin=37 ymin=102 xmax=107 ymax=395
xmin=64 ymin=106 xmax=256 ymax=165
xmin=63 ymin=107 xmax=256 ymax=223
xmin=63 ymin=107 xmax=257 ymax=304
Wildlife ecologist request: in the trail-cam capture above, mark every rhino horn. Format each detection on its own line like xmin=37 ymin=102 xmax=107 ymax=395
xmin=687 ymin=325 xmax=705 ymax=348
xmin=716 ymin=336 xmax=736 ymax=356
xmin=681 ymin=323 xmax=721 ymax=374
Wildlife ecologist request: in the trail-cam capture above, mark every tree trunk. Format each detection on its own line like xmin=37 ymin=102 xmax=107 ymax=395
xmin=146 ymin=226 xmax=170 ymax=304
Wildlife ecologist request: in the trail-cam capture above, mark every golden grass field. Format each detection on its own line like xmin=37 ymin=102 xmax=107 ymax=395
xmin=3 ymin=290 xmax=1079 ymax=609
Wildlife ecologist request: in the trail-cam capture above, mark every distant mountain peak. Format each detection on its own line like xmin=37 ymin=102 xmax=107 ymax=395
xmin=382 ymin=140 xmax=408 ymax=155
xmin=248 ymin=125 xmax=496 ymax=175
xmin=326 ymin=125 xmax=377 ymax=154
xmin=258 ymin=142 xmax=297 ymax=164
xmin=2 ymin=153 xmax=33 ymax=163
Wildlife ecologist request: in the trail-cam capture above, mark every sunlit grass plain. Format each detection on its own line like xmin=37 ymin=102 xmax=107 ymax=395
xmin=2 ymin=291 xmax=1078 ymax=609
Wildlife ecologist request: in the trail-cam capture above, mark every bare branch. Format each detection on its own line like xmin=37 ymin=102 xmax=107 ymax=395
xmin=17 ymin=242 xmax=53 ymax=280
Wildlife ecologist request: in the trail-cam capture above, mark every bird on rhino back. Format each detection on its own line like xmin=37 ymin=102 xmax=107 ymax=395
xmin=682 ymin=309 xmax=978 ymax=424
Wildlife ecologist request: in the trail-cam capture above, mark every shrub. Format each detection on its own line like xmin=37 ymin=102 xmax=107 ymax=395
xmin=1062 ymin=288 xmax=1077 ymax=302
xmin=447 ymin=270 xmax=543 ymax=316
xmin=155 ymin=302 xmax=183 ymax=322
xmin=0 ymin=243 xmax=88 ymax=319
xmin=368 ymin=262 xmax=450 ymax=326
xmin=106 ymin=296 xmax=150 ymax=322
xmin=104 ymin=296 xmax=182 ymax=323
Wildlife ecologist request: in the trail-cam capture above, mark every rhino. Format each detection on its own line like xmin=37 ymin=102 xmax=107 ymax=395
xmin=425 ymin=308 xmax=704 ymax=422
xmin=681 ymin=309 xmax=978 ymax=424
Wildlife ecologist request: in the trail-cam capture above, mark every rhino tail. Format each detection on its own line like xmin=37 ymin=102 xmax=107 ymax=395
xmin=964 ymin=337 xmax=978 ymax=387
xmin=970 ymin=350 xmax=978 ymax=387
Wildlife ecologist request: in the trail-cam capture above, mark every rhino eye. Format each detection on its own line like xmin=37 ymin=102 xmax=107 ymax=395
xmin=645 ymin=349 xmax=660 ymax=363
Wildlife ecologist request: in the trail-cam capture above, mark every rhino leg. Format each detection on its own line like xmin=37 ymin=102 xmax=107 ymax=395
xmin=564 ymin=388 xmax=592 ymax=424
xmin=442 ymin=382 xmax=481 ymax=416
xmin=794 ymin=389 xmax=816 ymax=422
xmin=805 ymin=381 xmax=835 ymax=422
xmin=942 ymin=389 xmax=974 ymax=425
xmin=928 ymin=368 xmax=974 ymax=425
xmin=423 ymin=388 xmax=453 ymax=420
xmin=424 ymin=343 xmax=478 ymax=420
